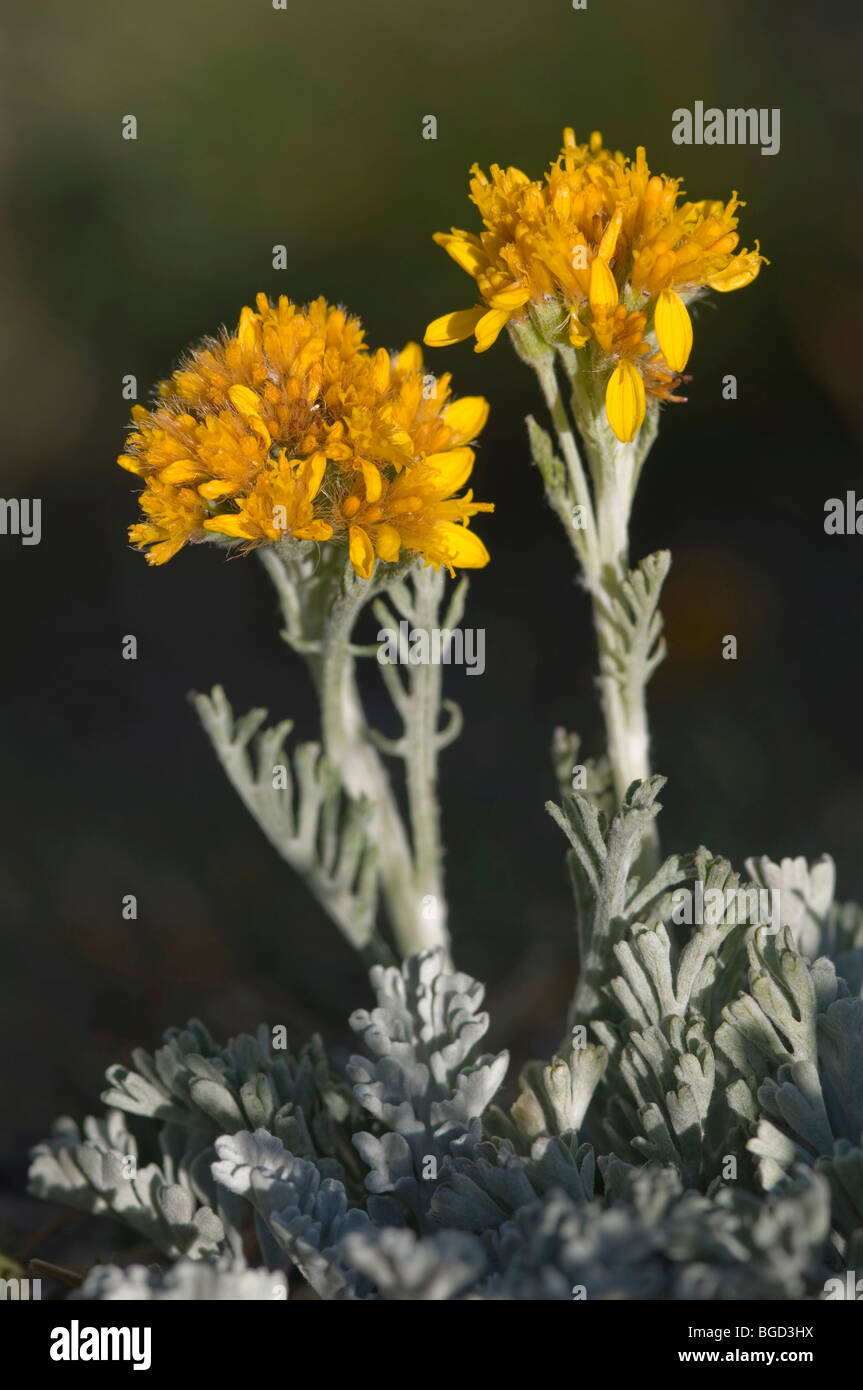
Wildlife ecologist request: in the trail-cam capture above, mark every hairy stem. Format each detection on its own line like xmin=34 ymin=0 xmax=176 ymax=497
xmin=535 ymin=357 xmax=600 ymax=576
xmin=317 ymin=573 xmax=421 ymax=955
xmin=262 ymin=546 xmax=452 ymax=960
xmin=533 ymin=350 xmax=661 ymax=872
xmin=591 ymin=441 xmax=651 ymax=805
xmin=401 ymin=564 xmax=448 ymax=947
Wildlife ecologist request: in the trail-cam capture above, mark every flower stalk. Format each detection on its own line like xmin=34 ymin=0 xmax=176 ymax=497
xmin=372 ymin=564 xmax=466 ymax=953
xmin=261 ymin=542 xmax=456 ymax=963
xmin=513 ymin=322 xmax=663 ymax=866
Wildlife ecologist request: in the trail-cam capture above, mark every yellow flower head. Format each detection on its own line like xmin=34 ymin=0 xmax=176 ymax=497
xmin=119 ymin=295 xmax=492 ymax=576
xmin=425 ymin=129 xmax=766 ymax=442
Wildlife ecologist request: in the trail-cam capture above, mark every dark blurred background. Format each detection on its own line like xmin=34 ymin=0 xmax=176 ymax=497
xmin=2 ymin=0 xmax=862 ymax=1253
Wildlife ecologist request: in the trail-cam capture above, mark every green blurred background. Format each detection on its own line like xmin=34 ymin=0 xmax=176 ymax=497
xmin=2 ymin=0 xmax=862 ymax=1244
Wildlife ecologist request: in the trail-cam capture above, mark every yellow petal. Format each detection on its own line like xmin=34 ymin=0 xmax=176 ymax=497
xmin=373 ymin=347 xmax=391 ymax=393
xmin=605 ymin=360 xmax=646 ymax=443
xmin=159 ymin=461 xmax=205 ymax=485
xmin=146 ymin=537 xmax=186 ymax=566
xmin=397 ymin=342 xmax=423 ymax=373
xmin=129 ymin=523 xmax=164 ymax=545
xmin=442 ymin=396 xmax=489 ymax=444
xmin=349 ymin=524 xmax=375 ymax=580
xmin=303 ymin=450 xmax=327 ymax=498
xmin=294 ymin=520 xmax=333 ymax=541
xmin=654 ymin=290 xmax=693 ymax=371
xmin=437 ymin=522 xmax=490 ymax=569
xmin=375 ymin=523 xmax=401 ymax=563
xmin=598 ymin=206 xmax=623 ymax=263
xmin=228 ymin=384 xmax=262 ymax=416
xmin=423 ymin=447 xmax=475 ymax=493
xmin=487 ymin=284 xmax=531 ymax=310
xmin=706 ymin=250 xmax=765 ymax=292
xmin=424 ymin=307 xmax=485 ymax=348
xmin=360 ymin=459 xmax=383 ymax=503
xmin=435 ymin=233 xmax=489 ymax=278
xmin=237 ymin=305 xmax=258 ymax=352
xmin=117 ymin=454 xmax=146 ymax=476
xmin=247 ymin=415 xmax=271 ymax=451
xmin=203 ymin=514 xmax=252 ymax=539
xmin=473 ymin=307 xmax=510 ymax=353
xmin=173 ymin=371 xmax=200 ymax=399
xmin=589 ymin=257 xmax=619 ymax=317
xmin=198 ymin=479 xmax=240 ymax=500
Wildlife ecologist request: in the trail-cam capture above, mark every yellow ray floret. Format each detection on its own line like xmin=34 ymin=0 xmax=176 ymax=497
xmin=654 ymin=290 xmax=693 ymax=373
xmin=119 ymin=296 xmax=492 ymax=576
xmin=425 ymin=127 xmax=766 ymax=440
xmin=336 ymin=450 xmax=493 ymax=580
xmin=605 ymin=360 xmax=646 ymax=443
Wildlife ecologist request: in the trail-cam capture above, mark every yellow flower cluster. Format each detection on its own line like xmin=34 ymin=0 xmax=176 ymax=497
xmin=425 ymin=129 xmax=765 ymax=442
xmin=119 ymin=295 xmax=492 ymax=577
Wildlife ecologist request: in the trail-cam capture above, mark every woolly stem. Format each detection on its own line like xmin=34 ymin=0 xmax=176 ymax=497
xmin=525 ymin=338 xmax=662 ymax=875
xmin=261 ymin=545 xmax=452 ymax=961
xmin=400 ymin=564 xmax=448 ymax=950
xmin=316 ymin=570 xmax=424 ymax=957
